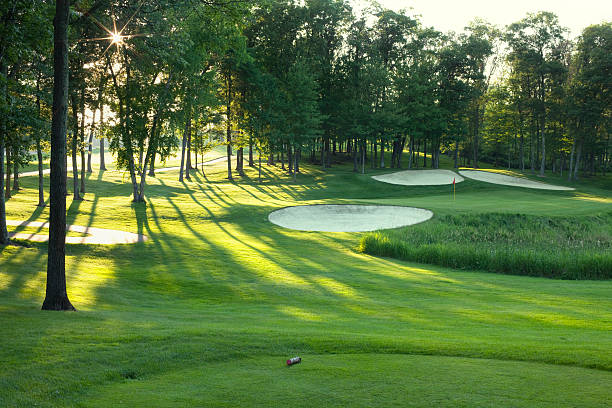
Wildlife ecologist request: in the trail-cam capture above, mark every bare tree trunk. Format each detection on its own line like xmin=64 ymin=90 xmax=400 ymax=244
xmin=292 ymin=146 xmax=297 ymax=182
xmin=99 ymin=99 xmax=106 ymax=171
xmin=248 ymin=135 xmax=254 ymax=167
xmin=5 ymin=147 xmax=10 ymax=199
xmin=226 ymin=74 xmax=233 ymax=181
xmin=380 ymin=141 xmax=385 ymax=168
xmin=352 ymin=138 xmax=358 ymax=172
xmin=573 ymin=139 xmax=582 ymax=181
xmin=179 ymin=116 xmax=188 ymax=182
xmin=12 ymin=146 xmax=19 ymax=191
xmin=186 ymin=124 xmax=192 ymax=171
xmin=0 ymin=61 xmax=8 ymax=244
xmin=37 ymin=138 xmax=45 ymax=207
xmin=540 ymin=127 xmax=546 ymax=176
xmin=407 ymin=136 xmax=413 ymax=170
xmin=86 ymin=130 xmax=93 ymax=173
xmin=453 ymin=139 xmax=459 ymax=169
xmin=43 ymin=0 xmax=75 ymax=311
xmin=361 ymin=140 xmax=365 ymax=174
xmin=79 ymin=86 xmax=86 ymax=194
xmin=70 ymin=95 xmax=80 ymax=201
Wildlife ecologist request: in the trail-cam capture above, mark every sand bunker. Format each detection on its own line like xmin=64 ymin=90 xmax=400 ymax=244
xmin=268 ymin=205 xmax=433 ymax=232
xmin=7 ymin=220 xmax=148 ymax=244
xmin=459 ymin=170 xmax=575 ymax=191
xmin=372 ymin=169 xmax=463 ymax=186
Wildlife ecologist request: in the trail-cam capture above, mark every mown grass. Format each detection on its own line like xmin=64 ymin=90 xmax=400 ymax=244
xmin=360 ymin=212 xmax=612 ymax=280
xmin=1 ymin=154 xmax=612 ymax=407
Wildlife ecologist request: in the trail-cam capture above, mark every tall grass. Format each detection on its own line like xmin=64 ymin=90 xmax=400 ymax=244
xmin=359 ymin=212 xmax=612 ymax=280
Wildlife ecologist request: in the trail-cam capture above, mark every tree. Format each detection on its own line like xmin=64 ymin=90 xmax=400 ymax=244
xmin=506 ymin=12 xmax=567 ymax=176
xmin=42 ymin=0 xmax=75 ymax=311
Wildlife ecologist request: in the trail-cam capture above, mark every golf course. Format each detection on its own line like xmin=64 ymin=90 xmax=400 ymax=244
xmin=1 ymin=152 xmax=611 ymax=407
xmin=1 ymin=0 xmax=611 ymax=406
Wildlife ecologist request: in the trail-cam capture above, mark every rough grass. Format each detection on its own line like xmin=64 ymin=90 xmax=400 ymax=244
xmin=360 ymin=212 xmax=612 ymax=280
xmin=1 ymin=153 xmax=612 ymax=407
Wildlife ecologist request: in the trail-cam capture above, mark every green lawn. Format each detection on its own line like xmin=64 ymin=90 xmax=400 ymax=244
xmin=1 ymin=155 xmax=611 ymax=407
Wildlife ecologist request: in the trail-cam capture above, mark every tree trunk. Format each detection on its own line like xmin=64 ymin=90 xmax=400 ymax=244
xmin=70 ymin=95 xmax=80 ymax=200
xmin=287 ymin=145 xmax=292 ymax=174
xmin=380 ymin=141 xmax=385 ymax=168
xmin=79 ymin=87 xmax=86 ymax=194
xmin=473 ymin=106 xmax=479 ymax=169
xmin=423 ymin=138 xmax=427 ymax=168
xmin=361 ymin=140 xmax=365 ymax=174
xmin=236 ymin=147 xmax=244 ymax=175
xmin=352 ymin=138 xmax=358 ymax=172
xmin=5 ymin=147 xmax=11 ymax=199
xmin=37 ymin=138 xmax=45 ymax=207
xmin=248 ymin=135 xmax=254 ymax=167
xmin=573 ymin=140 xmax=582 ymax=180
xmin=179 ymin=116 xmax=188 ymax=182
xmin=226 ymin=73 xmax=233 ymax=181
xmin=0 ymin=61 xmax=8 ymax=244
xmin=86 ymin=128 xmax=93 ymax=173
xmin=258 ymin=148 xmax=262 ymax=183
xmin=43 ymin=0 xmax=75 ymax=311
xmin=292 ymin=146 xmax=297 ymax=182
xmin=453 ymin=140 xmax=459 ymax=169
xmin=539 ymin=125 xmax=546 ymax=176
xmin=397 ymin=137 xmax=406 ymax=169
xmin=407 ymin=136 xmax=413 ymax=170
xmin=186 ymin=124 xmax=192 ymax=171
xmin=520 ymin=132 xmax=525 ymax=171
xmin=99 ymin=98 xmax=106 ymax=171
xmin=12 ymin=146 xmax=19 ymax=191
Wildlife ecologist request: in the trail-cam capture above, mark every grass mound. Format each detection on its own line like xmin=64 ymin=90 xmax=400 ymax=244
xmin=360 ymin=212 xmax=612 ymax=280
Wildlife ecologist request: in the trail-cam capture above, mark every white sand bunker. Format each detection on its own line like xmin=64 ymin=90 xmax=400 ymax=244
xmin=459 ymin=170 xmax=575 ymax=191
xmin=372 ymin=169 xmax=463 ymax=186
xmin=268 ymin=205 xmax=433 ymax=232
xmin=7 ymin=220 xmax=148 ymax=244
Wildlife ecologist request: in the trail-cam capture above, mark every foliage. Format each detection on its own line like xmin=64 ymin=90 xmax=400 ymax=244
xmin=360 ymin=212 xmax=612 ymax=280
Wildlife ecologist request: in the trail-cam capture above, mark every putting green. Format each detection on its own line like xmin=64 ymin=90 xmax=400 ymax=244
xmin=81 ymin=354 xmax=612 ymax=408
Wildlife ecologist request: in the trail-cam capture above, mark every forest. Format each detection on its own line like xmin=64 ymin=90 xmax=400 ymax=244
xmin=0 ymin=0 xmax=610 ymax=236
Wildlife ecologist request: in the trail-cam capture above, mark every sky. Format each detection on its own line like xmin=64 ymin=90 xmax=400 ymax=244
xmin=351 ymin=0 xmax=612 ymax=38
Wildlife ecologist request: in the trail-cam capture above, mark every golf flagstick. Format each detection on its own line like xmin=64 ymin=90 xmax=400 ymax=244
xmin=453 ymin=177 xmax=455 ymax=201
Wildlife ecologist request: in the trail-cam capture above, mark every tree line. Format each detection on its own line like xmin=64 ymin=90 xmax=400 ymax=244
xmin=0 ymin=1 xmax=609 ymax=308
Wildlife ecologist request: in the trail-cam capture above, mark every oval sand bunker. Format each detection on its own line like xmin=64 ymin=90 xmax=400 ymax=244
xmin=7 ymin=220 xmax=148 ymax=244
xmin=459 ymin=170 xmax=575 ymax=191
xmin=268 ymin=205 xmax=433 ymax=232
xmin=372 ymin=169 xmax=463 ymax=186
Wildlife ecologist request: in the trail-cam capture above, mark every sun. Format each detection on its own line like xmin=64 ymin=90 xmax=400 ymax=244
xmin=111 ymin=32 xmax=123 ymax=45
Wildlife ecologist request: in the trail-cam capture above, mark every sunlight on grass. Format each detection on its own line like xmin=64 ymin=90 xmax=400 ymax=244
xmin=459 ymin=167 xmax=526 ymax=178
xmin=312 ymin=276 xmax=360 ymax=299
xmin=572 ymin=193 xmax=612 ymax=204
xmin=277 ymin=305 xmax=323 ymax=322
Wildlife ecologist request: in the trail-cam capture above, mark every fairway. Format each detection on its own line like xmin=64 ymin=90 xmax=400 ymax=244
xmin=1 ymin=159 xmax=611 ymax=407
